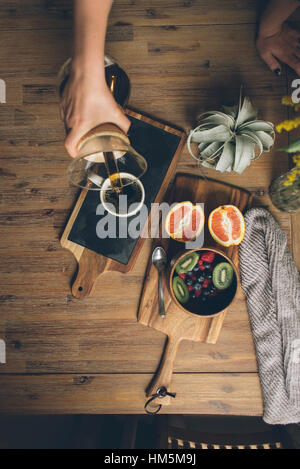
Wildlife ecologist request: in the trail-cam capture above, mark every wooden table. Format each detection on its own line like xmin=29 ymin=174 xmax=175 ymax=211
xmin=0 ymin=0 xmax=299 ymax=415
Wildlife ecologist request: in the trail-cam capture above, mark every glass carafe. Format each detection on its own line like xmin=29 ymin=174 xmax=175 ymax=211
xmin=269 ymin=170 xmax=300 ymax=213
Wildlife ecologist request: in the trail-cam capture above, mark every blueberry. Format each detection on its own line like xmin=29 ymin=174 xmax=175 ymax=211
xmin=193 ymin=264 xmax=200 ymax=272
xmin=186 ymin=279 xmax=193 ymax=286
xmin=207 ymin=273 xmax=212 ymax=279
xmin=197 ymin=275 xmax=205 ymax=283
xmin=204 ymin=290 xmax=210 ymax=296
xmin=191 ymin=293 xmax=196 ymax=300
xmin=194 ymin=283 xmax=202 ymax=291
xmin=204 ymin=262 xmax=211 ymax=269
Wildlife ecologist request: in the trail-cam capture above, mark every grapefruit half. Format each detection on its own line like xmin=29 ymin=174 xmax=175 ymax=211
xmin=165 ymin=202 xmax=205 ymax=243
xmin=208 ymin=205 xmax=245 ymax=247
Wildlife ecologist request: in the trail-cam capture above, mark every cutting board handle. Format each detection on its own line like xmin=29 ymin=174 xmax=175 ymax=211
xmin=72 ymin=249 xmax=108 ymax=299
xmin=147 ymin=335 xmax=182 ymax=403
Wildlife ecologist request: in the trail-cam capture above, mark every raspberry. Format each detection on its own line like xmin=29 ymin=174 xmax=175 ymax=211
xmin=179 ymin=273 xmax=186 ymax=281
xmin=201 ymin=251 xmax=216 ymax=263
xmin=198 ymin=259 xmax=203 ymax=266
xmin=199 ymin=265 xmax=206 ymax=271
xmin=203 ymin=279 xmax=212 ymax=289
xmin=195 ymin=289 xmax=202 ymax=297
xmin=188 ymin=285 xmax=194 ymax=292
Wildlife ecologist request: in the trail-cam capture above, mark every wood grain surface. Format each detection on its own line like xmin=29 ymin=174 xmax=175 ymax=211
xmin=0 ymin=0 xmax=298 ymax=415
xmin=0 ymin=373 xmax=262 ymax=415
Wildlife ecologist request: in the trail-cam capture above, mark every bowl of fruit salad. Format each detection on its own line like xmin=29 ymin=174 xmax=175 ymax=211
xmin=170 ymin=248 xmax=238 ymax=317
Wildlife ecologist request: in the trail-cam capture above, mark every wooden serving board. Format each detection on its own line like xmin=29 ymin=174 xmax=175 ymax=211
xmin=138 ymin=173 xmax=252 ymax=407
xmin=61 ymin=109 xmax=186 ymax=299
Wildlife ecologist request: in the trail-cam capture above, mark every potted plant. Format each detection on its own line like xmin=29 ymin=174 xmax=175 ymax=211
xmin=269 ymin=96 xmax=300 ymax=213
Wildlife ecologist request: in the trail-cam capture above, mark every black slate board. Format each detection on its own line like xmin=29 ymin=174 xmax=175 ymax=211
xmin=68 ymin=114 xmax=183 ymax=265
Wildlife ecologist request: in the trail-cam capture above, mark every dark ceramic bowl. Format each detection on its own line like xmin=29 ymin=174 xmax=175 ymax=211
xmin=169 ymin=247 xmax=238 ymax=318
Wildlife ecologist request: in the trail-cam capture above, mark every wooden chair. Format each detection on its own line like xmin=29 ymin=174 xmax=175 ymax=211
xmin=157 ymin=416 xmax=294 ymax=450
xmin=120 ymin=416 xmax=296 ymax=449
xmin=167 ymin=426 xmax=284 ymax=449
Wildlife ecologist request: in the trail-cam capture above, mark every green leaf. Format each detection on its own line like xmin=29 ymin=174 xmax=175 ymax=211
xmin=198 ymin=111 xmax=235 ymax=129
xmin=221 ymin=104 xmax=239 ymax=120
xmin=236 ymin=97 xmax=258 ymax=128
xmin=255 ymin=131 xmax=275 ymax=151
xmin=278 ymin=138 xmax=300 ymax=153
xmin=191 ymin=125 xmax=232 ymax=143
xmin=215 ymin=142 xmax=235 ymax=173
xmin=233 ymin=135 xmax=254 ymax=173
xmin=199 ymin=141 xmax=223 ymax=159
xmin=240 ymin=130 xmax=263 ymax=158
xmin=201 ymin=160 xmax=216 ymax=169
xmin=236 ymin=140 xmax=254 ymax=174
xmin=239 ymin=120 xmax=274 ymax=133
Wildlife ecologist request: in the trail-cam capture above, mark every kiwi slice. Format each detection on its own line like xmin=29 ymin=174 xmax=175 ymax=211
xmin=213 ymin=262 xmax=234 ymax=290
xmin=175 ymin=252 xmax=199 ymax=275
xmin=173 ymin=276 xmax=189 ymax=304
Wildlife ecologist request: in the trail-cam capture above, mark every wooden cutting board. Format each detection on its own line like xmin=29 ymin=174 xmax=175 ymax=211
xmin=61 ymin=109 xmax=186 ymax=299
xmin=138 ymin=173 xmax=252 ymax=408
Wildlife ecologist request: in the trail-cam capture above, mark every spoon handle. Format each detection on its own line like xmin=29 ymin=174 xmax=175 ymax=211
xmin=158 ymin=271 xmax=166 ymax=318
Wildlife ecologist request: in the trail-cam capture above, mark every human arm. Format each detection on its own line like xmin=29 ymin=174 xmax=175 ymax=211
xmin=61 ymin=0 xmax=130 ymax=158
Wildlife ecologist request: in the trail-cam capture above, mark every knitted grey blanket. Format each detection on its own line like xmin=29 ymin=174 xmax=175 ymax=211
xmin=239 ymin=208 xmax=300 ymax=425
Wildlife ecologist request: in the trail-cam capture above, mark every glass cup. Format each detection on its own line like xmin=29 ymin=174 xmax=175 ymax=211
xmin=100 ymin=172 xmax=145 ymax=218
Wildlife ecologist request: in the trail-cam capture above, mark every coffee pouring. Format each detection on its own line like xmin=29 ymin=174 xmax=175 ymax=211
xmin=58 ymin=55 xmax=148 ymax=216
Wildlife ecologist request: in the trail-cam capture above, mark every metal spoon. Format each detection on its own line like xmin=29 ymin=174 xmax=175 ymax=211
xmin=152 ymin=247 xmax=168 ymax=318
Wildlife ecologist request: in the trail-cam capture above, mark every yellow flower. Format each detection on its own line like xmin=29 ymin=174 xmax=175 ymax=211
xmin=281 ymin=96 xmax=300 ymax=111
xmin=293 ymin=154 xmax=300 ymax=166
xmin=293 ymin=154 xmax=300 ymax=162
xmin=286 ymin=169 xmax=298 ymax=185
xmin=276 ymin=117 xmax=300 ymax=133
xmin=282 ymin=96 xmax=294 ymax=106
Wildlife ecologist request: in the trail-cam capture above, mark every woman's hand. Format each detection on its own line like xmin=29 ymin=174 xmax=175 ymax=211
xmin=257 ymin=23 xmax=300 ymax=76
xmin=60 ymin=63 xmax=130 ymax=158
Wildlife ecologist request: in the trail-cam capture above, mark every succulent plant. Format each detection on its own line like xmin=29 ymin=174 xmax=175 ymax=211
xmin=187 ymin=94 xmax=275 ymax=174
